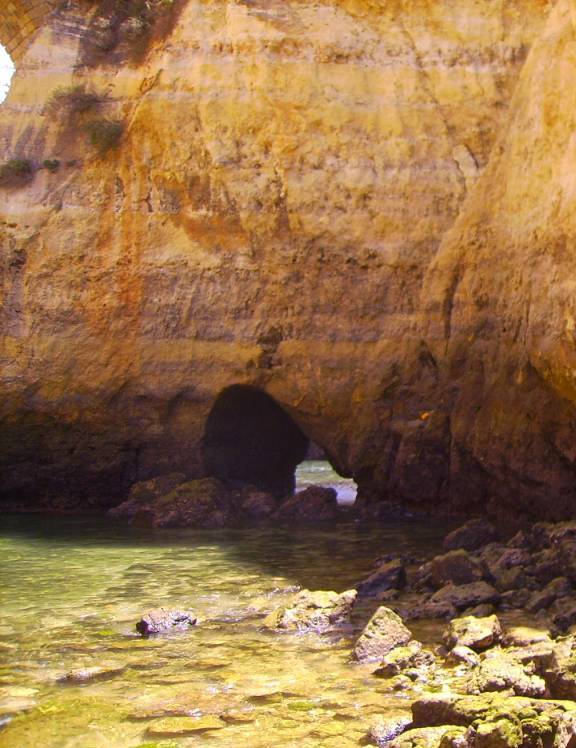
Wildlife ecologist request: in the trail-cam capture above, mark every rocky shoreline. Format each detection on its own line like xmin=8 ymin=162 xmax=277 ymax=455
xmin=59 ymin=514 xmax=576 ymax=746
xmin=257 ymin=516 xmax=576 ymax=746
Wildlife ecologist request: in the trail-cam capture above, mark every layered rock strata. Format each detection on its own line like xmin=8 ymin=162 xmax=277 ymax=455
xmin=2 ymin=0 xmax=575 ymax=518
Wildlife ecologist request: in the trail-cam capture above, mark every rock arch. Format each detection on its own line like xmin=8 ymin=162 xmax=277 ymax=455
xmin=202 ymin=385 xmax=309 ymax=498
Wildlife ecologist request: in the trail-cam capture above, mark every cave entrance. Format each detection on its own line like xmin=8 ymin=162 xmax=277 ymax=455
xmin=203 ymin=385 xmax=358 ymax=506
xmin=0 ymin=46 xmax=15 ymax=104
xmin=203 ymin=385 xmax=309 ymax=497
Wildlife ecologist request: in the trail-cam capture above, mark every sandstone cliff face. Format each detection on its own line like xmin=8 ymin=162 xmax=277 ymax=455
xmin=0 ymin=0 xmax=571 ymax=518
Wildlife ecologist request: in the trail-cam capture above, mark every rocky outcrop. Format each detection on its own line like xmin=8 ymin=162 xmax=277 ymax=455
xmin=353 ymin=606 xmax=413 ymax=664
xmin=3 ymin=0 xmax=576 ymax=519
xmin=263 ymin=589 xmax=357 ymax=632
xmin=136 ymin=608 xmax=197 ymax=636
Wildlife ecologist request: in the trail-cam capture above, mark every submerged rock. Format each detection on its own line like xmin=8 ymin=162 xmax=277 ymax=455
xmin=263 ymin=589 xmax=357 ymax=632
xmin=136 ymin=608 xmax=197 ymax=636
xmin=353 ymin=606 xmax=412 ymax=663
xmin=444 ymin=615 xmax=502 ymax=652
xmin=443 ymin=520 xmax=497 ymax=553
xmin=273 ymin=485 xmax=338 ymax=522
xmin=358 ymin=559 xmax=407 ymax=596
xmin=145 ymin=715 xmax=225 ymax=736
xmin=61 ymin=665 xmax=126 ymax=683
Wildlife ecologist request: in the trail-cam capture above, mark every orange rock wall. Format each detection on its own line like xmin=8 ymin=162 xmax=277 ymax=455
xmin=2 ymin=0 xmax=575 ymax=518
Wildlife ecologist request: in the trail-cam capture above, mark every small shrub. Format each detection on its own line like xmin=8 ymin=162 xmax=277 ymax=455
xmin=42 ymin=159 xmax=61 ymax=173
xmin=83 ymin=119 xmax=123 ymax=155
xmin=46 ymin=85 xmax=102 ymax=121
xmin=0 ymin=159 xmax=34 ymax=188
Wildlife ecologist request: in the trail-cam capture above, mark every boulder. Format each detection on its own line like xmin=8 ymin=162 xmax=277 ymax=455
xmin=444 ymin=615 xmax=502 ymax=652
xmin=114 ymin=477 xmax=235 ymax=528
xmin=108 ymin=472 xmax=186 ymax=520
xmin=443 ymin=519 xmax=497 ymax=552
xmin=446 ymin=646 xmax=481 ymax=668
xmin=469 ymin=652 xmax=546 ymax=697
xmin=544 ymin=636 xmax=576 ymax=699
xmin=527 ymin=576 xmax=572 ymax=613
xmin=353 ymin=606 xmax=413 ymax=663
xmin=367 ymin=713 xmax=412 ymax=745
xmin=374 ymin=640 xmax=434 ymax=678
xmin=551 ymin=598 xmax=576 ymax=631
xmin=263 ymin=589 xmax=356 ymax=632
xmin=503 ymin=626 xmax=552 ymax=647
xmin=467 ymin=717 xmax=523 ymax=747
xmin=273 ymin=485 xmax=338 ymax=522
xmin=238 ymin=489 xmax=278 ymax=519
xmin=430 ymin=550 xmax=486 ymax=588
xmin=358 ymin=559 xmax=407 ymax=596
xmin=412 ymin=692 xmax=576 ymax=744
xmin=430 ymin=582 xmax=500 ymax=611
xmin=136 ymin=608 xmax=197 ymax=636
xmin=388 ymin=726 xmax=467 ymax=747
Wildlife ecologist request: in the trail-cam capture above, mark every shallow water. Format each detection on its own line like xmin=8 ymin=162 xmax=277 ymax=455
xmin=0 ymin=464 xmax=449 ymax=747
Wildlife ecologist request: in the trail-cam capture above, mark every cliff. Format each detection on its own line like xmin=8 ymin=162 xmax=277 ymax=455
xmin=1 ymin=0 xmax=573 ymax=519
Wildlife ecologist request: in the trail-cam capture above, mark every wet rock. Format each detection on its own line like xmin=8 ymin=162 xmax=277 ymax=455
xmin=108 ymin=472 xmax=186 ymax=520
xmin=115 ymin=477 xmax=236 ymax=528
xmin=273 ymin=485 xmax=338 ymax=523
xmin=463 ymin=604 xmax=496 ymax=618
xmin=444 ymin=615 xmax=502 ymax=652
xmin=430 ymin=550 xmax=486 ymax=588
xmin=388 ymin=725 xmax=467 ymax=747
xmin=543 ymin=636 xmax=576 ymax=699
xmin=527 ymin=576 xmax=572 ymax=613
xmin=61 ymin=665 xmax=126 ymax=683
xmin=443 ymin=519 xmax=497 ymax=552
xmin=446 ymin=645 xmax=481 ymax=667
xmin=374 ymin=640 xmax=434 ymax=678
xmin=503 ymin=626 xmax=552 ymax=647
xmin=145 ymin=715 xmax=225 ymax=736
xmin=367 ymin=713 xmax=412 ymax=745
xmin=470 ymin=652 xmax=546 ymax=697
xmin=136 ymin=608 xmax=197 ymax=636
xmin=412 ymin=692 xmax=576 ymax=743
xmin=238 ymin=488 xmax=278 ymax=518
xmin=358 ymin=559 xmax=407 ymax=596
xmin=551 ymin=598 xmax=576 ymax=631
xmin=353 ymin=606 xmax=413 ymax=663
xmin=411 ymin=561 xmax=434 ymax=592
xmin=491 ymin=567 xmax=533 ymax=594
xmin=413 ymin=599 xmax=457 ymax=620
xmin=430 ymin=582 xmax=500 ymax=611
xmin=263 ymin=589 xmax=357 ymax=632
xmin=500 ymin=588 xmax=532 ymax=610
xmin=467 ymin=717 xmax=522 ymax=747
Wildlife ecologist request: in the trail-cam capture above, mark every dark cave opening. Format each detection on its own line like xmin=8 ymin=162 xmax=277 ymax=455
xmin=202 ymin=385 xmax=309 ymax=497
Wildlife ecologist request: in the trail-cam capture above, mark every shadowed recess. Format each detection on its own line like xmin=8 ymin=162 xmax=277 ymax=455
xmin=203 ymin=385 xmax=309 ymax=497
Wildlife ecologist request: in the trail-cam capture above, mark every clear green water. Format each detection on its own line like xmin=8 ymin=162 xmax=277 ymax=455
xmin=0 ymin=464 xmax=448 ymax=747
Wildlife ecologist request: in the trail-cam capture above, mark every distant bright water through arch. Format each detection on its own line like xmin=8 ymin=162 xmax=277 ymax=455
xmin=0 ymin=45 xmax=15 ymax=103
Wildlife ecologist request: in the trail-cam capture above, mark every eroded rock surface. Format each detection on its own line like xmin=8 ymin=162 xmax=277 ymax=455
xmin=263 ymin=589 xmax=357 ymax=632
xmin=0 ymin=0 xmax=568 ymax=518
